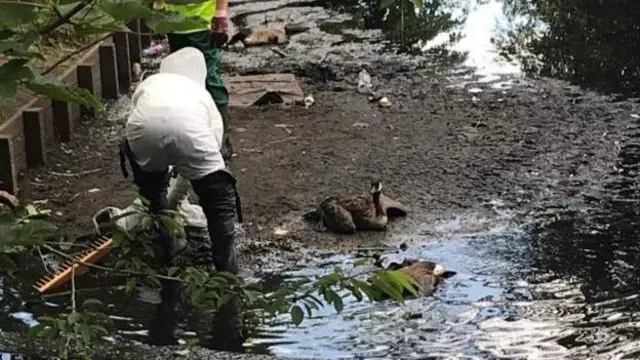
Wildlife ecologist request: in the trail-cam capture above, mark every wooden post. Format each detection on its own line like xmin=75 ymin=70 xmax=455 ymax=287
xmin=127 ymin=20 xmax=142 ymax=64
xmin=99 ymin=44 xmax=119 ymax=99
xmin=52 ymin=100 xmax=72 ymax=142
xmin=140 ymin=20 xmax=152 ymax=49
xmin=0 ymin=136 xmax=16 ymax=194
xmin=23 ymin=108 xmax=46 ymax=166
xmin=77 ymin=64 xmax=95 ymax=118
xmin=113 ymin=32 xmax=131 ymax=91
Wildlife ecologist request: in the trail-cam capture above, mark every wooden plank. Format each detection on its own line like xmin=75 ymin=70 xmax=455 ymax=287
xmin=23 ymin=108 xmax=46 ymax=166
xmin=127 ymin=20 xmax=142 ymax=64
xmin=0 ymin=136 xmax=17 ymax=194
xmin=139 ymin=20 xmax=152 ymax=49
xmin=77 ymin=65 xmax=95 ymax=118
xmin=113 ymin=32 xmax=131 ymax=91
xmin=99 ymin=44 xmax=119 ymax=99
xmin=52 ymin=100 xmax=72 ymax=142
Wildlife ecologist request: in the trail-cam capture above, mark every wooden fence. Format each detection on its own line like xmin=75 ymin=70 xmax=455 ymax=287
xmin=0 ymin=20 xmax=153 ymax=195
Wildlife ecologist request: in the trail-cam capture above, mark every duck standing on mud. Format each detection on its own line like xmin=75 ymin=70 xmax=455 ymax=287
xmin=303 ymin=178 xmax=409 ymax=234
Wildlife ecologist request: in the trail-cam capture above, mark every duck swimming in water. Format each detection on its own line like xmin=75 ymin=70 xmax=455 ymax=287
xmin=383 ymin=259 xmax=457 ymax=298
xmin=303 ymin=178 xmax=408 ymax=234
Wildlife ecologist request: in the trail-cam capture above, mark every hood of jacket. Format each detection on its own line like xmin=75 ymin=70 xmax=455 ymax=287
xmin=158 ymin=46 xmax=207 ymax=88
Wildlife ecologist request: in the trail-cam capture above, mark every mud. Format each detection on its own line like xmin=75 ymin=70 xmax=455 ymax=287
xmin=18 ymin=59 xmax=631 ymax=274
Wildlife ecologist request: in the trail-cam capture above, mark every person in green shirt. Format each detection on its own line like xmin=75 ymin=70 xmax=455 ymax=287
xmin=163 ymin=0 xmax=234 ymax=164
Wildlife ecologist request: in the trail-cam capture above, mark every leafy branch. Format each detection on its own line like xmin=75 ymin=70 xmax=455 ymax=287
xmin=1 ymin=199 xmax=422 ymax=359
xmin=0 ymin=0 xmax=209 ymax=111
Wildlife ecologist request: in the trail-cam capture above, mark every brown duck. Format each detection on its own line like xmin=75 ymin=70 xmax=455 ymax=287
xmin=303 ymin=179 xmax=409 ymax=234
xmin=368 ymin=259 xmax=456 ymax=300
xmin=384 ymin=259 xmax=457 ymax=298
xmin=227 ymin=28 xmax=288 ymax=47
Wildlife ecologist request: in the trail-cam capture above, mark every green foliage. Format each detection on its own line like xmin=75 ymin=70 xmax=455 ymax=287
xmin=27 ymin=299 xmax=113 ymax=360
xmin=0 ymin=0 xmax=209 ymax=112
xmin=0 ymin=203 xmax=60 ymax=276
xmin=1 ymin=199 xmax=423 ymax=359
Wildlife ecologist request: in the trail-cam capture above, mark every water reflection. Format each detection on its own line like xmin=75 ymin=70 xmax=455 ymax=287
xmin=323 ymin=0 xmax=463 ymax=55
xmin=500 ymin=0 xmax=640 ymax=95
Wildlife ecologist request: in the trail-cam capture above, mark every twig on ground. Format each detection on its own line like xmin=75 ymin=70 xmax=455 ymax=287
xmin=49 ymin=168 xmax=101 ymax=177
xmin=265 ymin=136 xmax=299 ymax=146
xmin=36 ymin=246 xmax=54 ymax=274
xmin=270 ymin=47 xmax=287 ymax=58
xmin=275 ymin=124 xmax=293 ymax=135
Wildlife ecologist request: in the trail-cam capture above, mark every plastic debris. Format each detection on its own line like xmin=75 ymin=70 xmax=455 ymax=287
xmin=357 ymin=69 xmax=372 ymax=94
xmin=142 ymin=43 xmax=165 ymax=57
xmin=367 ymin=90 xmax=382 ymax=102
xmin=379 ymin=97 xmax=392 ymax=108
xmin=304 ymin=94 xmax=314 ymax=109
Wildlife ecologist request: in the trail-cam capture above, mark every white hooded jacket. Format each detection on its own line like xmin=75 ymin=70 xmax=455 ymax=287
xmin=125 ymin=47 xmax=225 ymax=181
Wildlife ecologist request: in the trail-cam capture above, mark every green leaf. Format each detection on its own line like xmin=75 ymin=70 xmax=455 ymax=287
xmin=146 ymin=11 xmax=208 ymax=34
xmin=67 ymin=311 xmax=82 ymax=324
xmin=380 ymin=0 xmax=396 ymax=9
xmin=0 ymin=32 xmax=43 ymax=59
xmin=387 ymin=270 xmax=421 ymax=296
xmin=372 ymin=271 xmax=407 ymax=303
xmin=0 ymin=254 xmax=17 ymax=275
xmin=353 ymin=258 xmax=370 ymax=267
xmin=302 ymin=300 xmax=314 ymax=317
xmin=0 ymin=4 xmax=40 ymax=29
xmin=26 ymin=74 xmax=105 ymax=110
xmin=125 ymin=277 xmax=137 ymax=293
xmin=97 ymin=0 xmax=153 ymax=21
xmin=82 ymin=298 xmax=104 ymax=310
xmin=0 ymin=59 xmax=34 ymax=99
xmin=411 ymin=0 xmax=423 ymax=10
xmin=290 ymin=305 xmax=304 ymax=326
xmin=81 ymin=326 xmax=93 ymax=345
xmin=326 ymin=290 xmax=344 ymax=313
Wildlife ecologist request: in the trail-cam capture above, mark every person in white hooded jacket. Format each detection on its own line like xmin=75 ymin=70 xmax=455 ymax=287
xmin=118 ymin=46 xmax=242 ymax=274
xmin=119 ymin=47 xmax=244 ymax=349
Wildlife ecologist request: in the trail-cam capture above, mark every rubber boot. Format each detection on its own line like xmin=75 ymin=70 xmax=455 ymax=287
xmin=204 ymin=294 xmax=245 ymax=352
xmin=218 ymin=104 xmax=234 ymax=165
xmin=148 ymin=279 xmax=180 ymax=345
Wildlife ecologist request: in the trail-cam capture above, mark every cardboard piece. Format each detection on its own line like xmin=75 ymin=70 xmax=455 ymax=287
xmin=224 ymin=73 xmax=304 ymax=107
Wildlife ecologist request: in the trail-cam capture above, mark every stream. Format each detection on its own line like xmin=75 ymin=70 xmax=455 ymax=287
xmin=4 ymin=0 xmax=640 ymax=359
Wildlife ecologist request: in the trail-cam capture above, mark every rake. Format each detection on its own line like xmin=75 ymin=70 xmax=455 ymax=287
xmin=34 ymin=236 xmax=114 ymax=294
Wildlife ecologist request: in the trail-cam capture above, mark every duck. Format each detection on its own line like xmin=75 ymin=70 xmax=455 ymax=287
xmin=226 ymin=28 xmax=288 ymax=48
xmin=377 ymin=259 xmax=457 ymax=299
xmin=303 ymin=178 xmax=408 ymax=234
